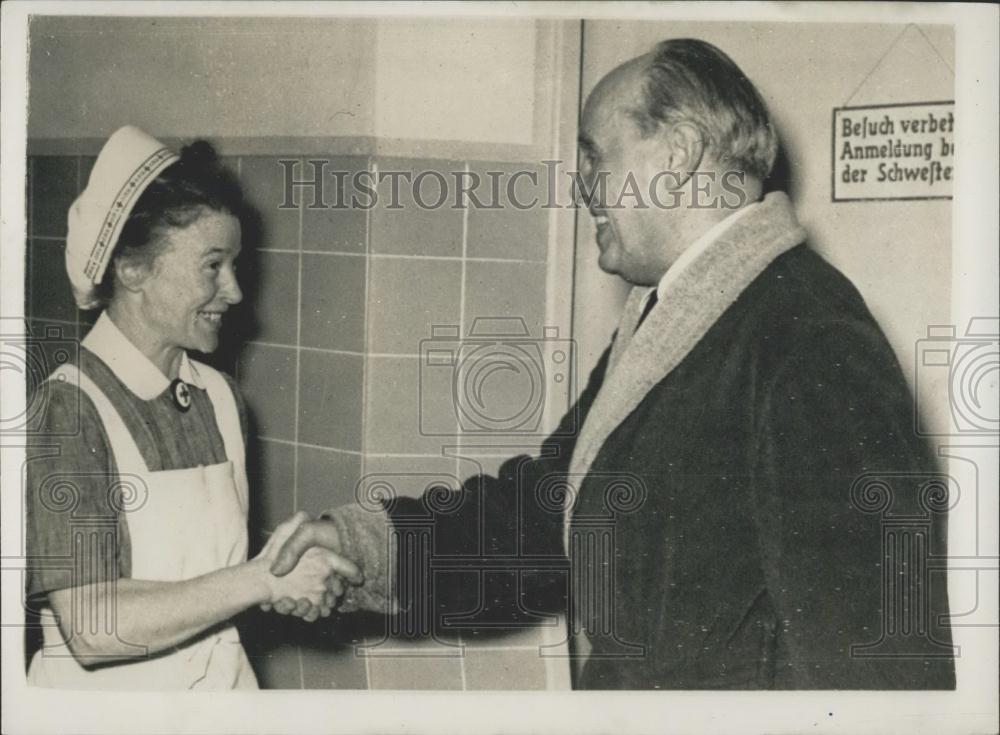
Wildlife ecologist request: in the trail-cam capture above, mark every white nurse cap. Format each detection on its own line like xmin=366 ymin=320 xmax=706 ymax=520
xmin=65 ymin=126 xmax=179 ymax=309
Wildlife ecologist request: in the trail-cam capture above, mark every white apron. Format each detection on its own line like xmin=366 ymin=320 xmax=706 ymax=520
xmin=28 ymin=360 xmax=259 ymax=690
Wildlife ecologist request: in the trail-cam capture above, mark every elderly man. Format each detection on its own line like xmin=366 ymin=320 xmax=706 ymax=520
xmin=270 ymin=39 xmax=954 ymax=689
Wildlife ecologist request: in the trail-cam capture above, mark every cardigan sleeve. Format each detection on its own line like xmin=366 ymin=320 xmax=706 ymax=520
xmin=753 ymin=320 xmax=954 ymax=688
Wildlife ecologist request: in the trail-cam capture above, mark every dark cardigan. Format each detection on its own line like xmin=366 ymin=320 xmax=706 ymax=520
xmin=334 ymin=240 xmax=954 ymax=690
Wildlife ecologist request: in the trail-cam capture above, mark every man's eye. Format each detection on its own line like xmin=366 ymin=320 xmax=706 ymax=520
xmin=207 ymin=261 xmax=221 ymax=271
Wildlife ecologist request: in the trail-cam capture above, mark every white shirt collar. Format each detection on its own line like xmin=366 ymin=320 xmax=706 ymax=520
xmin=82 ymin=311 xmax=204 ymax=400
xmin=646 ymin=201 xmax=761 ymax=306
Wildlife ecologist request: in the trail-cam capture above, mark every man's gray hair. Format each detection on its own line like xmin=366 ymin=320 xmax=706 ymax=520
xmin=630 ymin=39 xmax=778 ymax=180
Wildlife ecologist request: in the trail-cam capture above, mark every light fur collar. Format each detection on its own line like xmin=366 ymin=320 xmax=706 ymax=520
xmin=567 ymin=191 xmax=807 ymax=492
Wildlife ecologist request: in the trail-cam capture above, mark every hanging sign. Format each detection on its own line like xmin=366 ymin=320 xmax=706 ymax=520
xmin=832 ymin=101 xmax=954 ymax=201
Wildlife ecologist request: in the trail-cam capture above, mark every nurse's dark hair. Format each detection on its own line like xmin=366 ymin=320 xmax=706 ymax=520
xmin=629 ymin=39 xmax=778 ymax=180
xmin=96 ymin=140 xmax=244 ymax=305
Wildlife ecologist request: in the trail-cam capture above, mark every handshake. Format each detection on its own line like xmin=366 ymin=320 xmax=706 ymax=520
xmin=253 ymin=511 xmax=363 ymax=622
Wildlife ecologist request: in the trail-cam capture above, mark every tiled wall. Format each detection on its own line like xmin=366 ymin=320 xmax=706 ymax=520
xmin=25 ymin=150 xmax=570 ymax=690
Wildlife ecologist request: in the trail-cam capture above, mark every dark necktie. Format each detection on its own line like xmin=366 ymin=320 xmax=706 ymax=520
xmin=635 ymin=289 xmax=659 ymax=333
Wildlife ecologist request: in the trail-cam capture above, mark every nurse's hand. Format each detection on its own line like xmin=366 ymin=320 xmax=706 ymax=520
xmin=262 ymin=546 xmax=346 ymax=622
xmin=257 ymin=510 xmax=312 ymax=565
xmin=267 ymin=572 xmax=348 ymax=620
xmin=259 ymin=513 xmax=362 ymax=619
xmin=256 ymin=510 xmax=310 ymax=613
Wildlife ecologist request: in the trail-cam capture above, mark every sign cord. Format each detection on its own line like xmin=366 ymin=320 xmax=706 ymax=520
xmin=843 ymin=24 xmax=954 ymax=107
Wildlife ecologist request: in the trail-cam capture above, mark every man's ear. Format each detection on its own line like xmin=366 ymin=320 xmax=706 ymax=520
xmin=666 ymin=122 xmax=705 ymax=177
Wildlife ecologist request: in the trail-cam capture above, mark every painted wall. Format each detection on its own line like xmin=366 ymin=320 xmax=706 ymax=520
xmin=28 ymin=17 xmax=376 ymax=140
xmin=27 ymin=16 xmax=552 ymax=154
xmin=25 ymin=15 xmax=578 ymax=691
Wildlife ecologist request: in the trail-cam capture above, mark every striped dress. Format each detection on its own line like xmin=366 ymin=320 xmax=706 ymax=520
xmin=25 ymin=336 xmax=247 ymax=602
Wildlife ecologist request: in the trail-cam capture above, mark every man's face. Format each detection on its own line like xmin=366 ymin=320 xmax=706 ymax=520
xmin=578 ymin=58 xmax=675 ymax=287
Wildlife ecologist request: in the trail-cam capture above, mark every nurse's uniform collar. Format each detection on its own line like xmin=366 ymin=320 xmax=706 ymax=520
xmin=82 ymin=312 xmax=205 ymax=400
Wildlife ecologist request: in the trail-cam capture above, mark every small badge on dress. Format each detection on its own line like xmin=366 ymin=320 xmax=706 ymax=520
xmin=170 ymin=378 xmax=192 ymax=412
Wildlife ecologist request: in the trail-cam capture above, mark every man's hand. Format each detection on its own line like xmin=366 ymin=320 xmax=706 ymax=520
xmin=270 ymin=519 xmax=361 ymax=580
xmin=257 ymin=511 xmax=312 ymax=563
xmin=267 ymin=519 xmax=364 ymax=619
xmin=258 ymin=515 xmax=363 ymax=618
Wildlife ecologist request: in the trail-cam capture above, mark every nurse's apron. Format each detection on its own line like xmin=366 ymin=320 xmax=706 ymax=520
xmin=28 ymin=360 xmax=259 ymax=690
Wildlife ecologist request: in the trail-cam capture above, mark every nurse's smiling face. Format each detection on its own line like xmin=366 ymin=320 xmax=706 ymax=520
xmin=135 ymin=208 xmax=243 ymax=359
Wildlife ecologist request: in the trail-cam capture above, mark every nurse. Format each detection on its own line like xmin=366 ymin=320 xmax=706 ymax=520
xmin=24 ymin=126 xmax=359 ymax=689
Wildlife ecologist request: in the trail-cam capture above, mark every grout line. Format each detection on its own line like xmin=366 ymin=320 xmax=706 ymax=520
xmin=242 ymin=339 xmax=299 ymax=351
xmin=369 ymin=645 xmax=541 ymax=655
xmin=336 ymin=350 xmax=421 ymax=359
xmin=361 ymin=155 xmax=375 ymax=690
xmin=364 ymin=451 xmax=464 ymax=460
xmin=292 ymin=154 xmax=306 ymax=691
xmin=312 ymin=347 xmax=418 ymax=359
xmin=244 ymin=340 xmax=423 ymax=360
xmin=257 ymin=437 xmax=477 ymax=463
xmin=254 ymin=247 xmax=546 ymax=265
xmin=471 ymin=644 xmax=552 ymax=654
xmin=248 ymin=341 xmax=349 ymax=354
xmin=258 ymin=437 xmax=362 ymax=456
xmin=457 ymin=160 xmax=471 ymax=690
xmin=292 ymin=174 xmax=304 ymax=510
